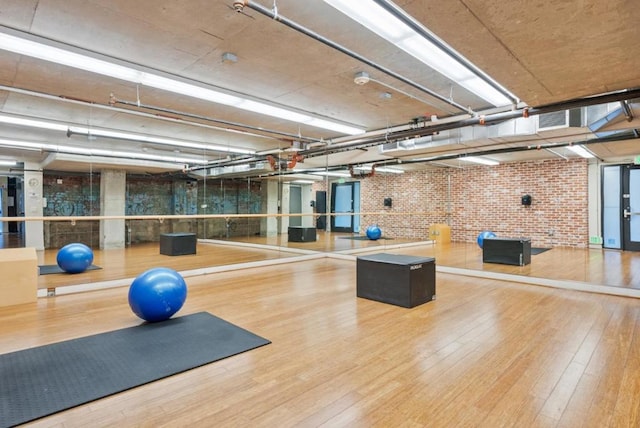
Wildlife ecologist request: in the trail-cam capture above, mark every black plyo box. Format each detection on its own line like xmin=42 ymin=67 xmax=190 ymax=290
xmin=288 ymin=227 xmax=317 ymax=242
xmin=160 ymin=233 xmax=197 ymax=256
xmin=482 ymin=237 xmax=531 ymax=266
xmin=356 ymin=253 xmax=436 ymax=308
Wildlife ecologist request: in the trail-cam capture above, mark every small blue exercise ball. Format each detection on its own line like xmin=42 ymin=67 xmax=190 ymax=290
xmin=477 ymin=230 xmax=497 ymax=248
xmin=128 ymin=267 xmax=187 ymax=323
xmin=56 ymin=243 xmax=94 ymax=274
xmin=366 ymin=224 xmax=382 ymax=240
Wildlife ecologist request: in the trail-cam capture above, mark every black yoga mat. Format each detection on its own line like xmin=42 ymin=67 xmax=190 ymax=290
xmin=0 ymin=312 xmax=270 ymax=427
xmin=531 ymin=247 xmax=551 ymax=255
xmin=339 ymin=236 xmax=393 ymax=240
xmin=38 ymin=264 xmax=102 ymax=275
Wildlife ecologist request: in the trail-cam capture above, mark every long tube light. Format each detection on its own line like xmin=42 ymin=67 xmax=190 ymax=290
xmin=566 ymin=145 xmax=595 ymax=158
xmin=323 ymin=0 xmax=515 ymax=107
xmin=0 ymin=29 xmax=366 ymax=136
xmin=353 ymin=165 xmax=404 ymax=174
xmin=459 ymin=156 xmax=499 ymax=166
xmin=0 ymin=138 xmax=209 ymax=164
xmin=0 ymin=113 xmax=255 ymax=154
xmin=67 ymin=127 xmax=256 ymax=155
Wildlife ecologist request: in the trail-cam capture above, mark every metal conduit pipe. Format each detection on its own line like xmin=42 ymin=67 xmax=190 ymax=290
xmin=244 ymin=130 xmax=640 ymax=180
xmin=223 ymin=132 xmax=637 ymax=179
xmin=620 ymin=100 xmax=634 ymax=122
xmin=301 ymin=87 xmax=640 ymax=158
xmin=190 ymin=87 xmax=640 ymax=173
xmin=302 ymin=109 xmax=525 ymax=158
xmin=236 ymin=0 xmax=470 ymax=114
xmin=375 ymin=131 xmax=638 ymax=168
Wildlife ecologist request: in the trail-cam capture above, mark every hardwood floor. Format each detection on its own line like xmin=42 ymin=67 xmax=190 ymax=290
xmin=3 ymin=257 xmax=640 ymax=427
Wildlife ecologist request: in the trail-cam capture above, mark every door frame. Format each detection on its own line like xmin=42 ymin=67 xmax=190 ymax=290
xmin=330 ymin=181 xmax=359 ymax=233
xmin=622 ymin=165 xmax=640 ymax=251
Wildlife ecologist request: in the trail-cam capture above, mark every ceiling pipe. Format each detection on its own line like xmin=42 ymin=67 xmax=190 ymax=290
xmin=189 ymin=87 xmax=640 ymax=174
xmin=235 ymin=0 xmax=470 ymax=114
xmin=301 ymin=87 xmax=640 ymax=159
xmin=396 ymin=132 xmax=636 ymax=166
xmin=620 ymin=100 xmax=634 ymax=122
xmin=203 ymin=130 xmax=639 ymax=179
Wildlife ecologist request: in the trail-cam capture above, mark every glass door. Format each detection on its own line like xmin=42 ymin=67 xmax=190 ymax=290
xmin=331 ymin=182 xmax=356 ymax=232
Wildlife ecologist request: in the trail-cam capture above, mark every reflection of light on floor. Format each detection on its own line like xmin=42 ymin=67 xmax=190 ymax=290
xmin=602 ymin=250 xmax=622 ymax=285
xmin=631 ymin=256 xmax=640 ymax=287
xmin=0 ymin=232 xmax=24 ymax=249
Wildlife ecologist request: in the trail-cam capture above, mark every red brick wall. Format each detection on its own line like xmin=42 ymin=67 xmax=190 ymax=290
xmin=330 ymin=158 xmax=589 ymax=247
xmin=359 ymin=169 xmax=450 ymax=240
xmin=448 ymin=159 xmax=589 ymax=247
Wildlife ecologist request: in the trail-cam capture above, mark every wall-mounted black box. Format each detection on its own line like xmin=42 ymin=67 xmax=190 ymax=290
xmin=482 ymin=237 xmax=531 ymax=266
xmin=160 ymin=233 xmax=197 ymax=256
xmin=288 ymin=227 xmax=317 ymax=242
xmin=357 ymin=253 xmax=436 ymax=308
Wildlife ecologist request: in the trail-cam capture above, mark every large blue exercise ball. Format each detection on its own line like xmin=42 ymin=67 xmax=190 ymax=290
xmin=477 ymin=231 xmax=497 ymax=248
xmin=56 ymin=243 xmax=94 ymax=274
xmin=128 ymin=267 xmax=187 ymax=323
xmin=366 ymin=224 xmax=382 ymax=240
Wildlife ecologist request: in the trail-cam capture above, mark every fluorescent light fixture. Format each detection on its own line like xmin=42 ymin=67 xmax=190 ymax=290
xmin=308 ymin=170 xmax=352 ymax=177
xmin=459 ymin=156 xmax=499 ymax=166
xmin=0 ymin=139 xmax=44 ymax=151
xmin=68 ymin=126 xmax=256 ymax=155
xmin=0 ymin=114 xmax=255 ymax=155
xmin=0 ymin=159 xmax=17 ymax=166
xmin=566 ymin=145 xmax=595 ymax=158
xmin=304 ymin=118 xmax=365 ymax=135
xmin=354 ymin=165 xmax=404 ymax=174
xmin=324 ymin=0 xmax=514 ymax=106
xmin=0 ymin=138 xmax=208 ymax=164
xmin=0 ymin=114 xmax=68 ymax=131
xmin=0 ymin=30 xmax=365 ymax=135
xmin=290 ymin=180 xmax=316 ymax=184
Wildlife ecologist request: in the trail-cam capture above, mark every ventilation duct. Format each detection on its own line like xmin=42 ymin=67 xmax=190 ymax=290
xmin=379 ymin=106 xmax=618 ymax=157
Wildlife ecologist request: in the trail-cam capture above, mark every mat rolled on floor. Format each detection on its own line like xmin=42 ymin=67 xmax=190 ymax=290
xmin=38 ymin=264 xmax=102 ymax=275
xmin=0 ymin=312 xmax=270 ymax=427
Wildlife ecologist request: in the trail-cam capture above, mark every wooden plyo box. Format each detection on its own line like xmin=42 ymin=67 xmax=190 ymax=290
xmin=428 ymin=223 xmax=451 ymax=244
xmin=0 ymin=247 xmax=37 ymax=307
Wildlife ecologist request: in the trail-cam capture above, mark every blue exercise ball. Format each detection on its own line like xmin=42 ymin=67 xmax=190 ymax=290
xmin=366 ymin=224 xmax=382 ymax=240
xmin=477 ymin=231 xmax=497 ymax=248
xmin=56 ymin=243 xmax=94 ymax=274
xmin=128 ymin=267 xmax=187 ymax=323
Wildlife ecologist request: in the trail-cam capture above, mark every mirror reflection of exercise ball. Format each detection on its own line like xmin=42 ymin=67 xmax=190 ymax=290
xmin=366 ymin=225 xmax=382 ymax=240
xmin=477 ymin=231 xmax=497 ymax=248
xmin=56 ymin=243 xmax=94 ymax=274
